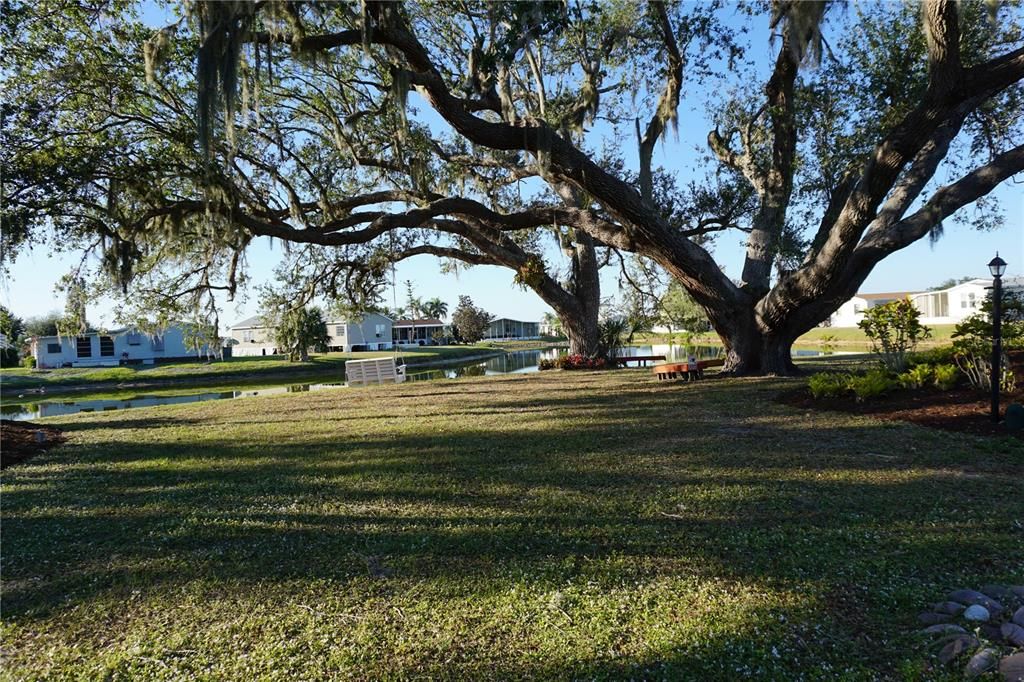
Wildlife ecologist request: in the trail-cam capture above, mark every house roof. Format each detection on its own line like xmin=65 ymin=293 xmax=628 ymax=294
xmin=394 ymin=318 xmax=444 ymax=327
xmin=31 ymin=327 xmax=134 ymax=341
xmin=856 ymin=292 xmax=918 ymax=301
xmin=230 ymin=315 xmax=265 ymax=329
xmin=489 ymin=318 xmax=539 ymax=324
xmin=232 ymin=312 xmax=393 ymax=330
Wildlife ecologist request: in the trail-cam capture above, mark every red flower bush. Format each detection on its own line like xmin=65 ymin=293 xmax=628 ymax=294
xmin=550 ymin=354 xmax=607 ymax=370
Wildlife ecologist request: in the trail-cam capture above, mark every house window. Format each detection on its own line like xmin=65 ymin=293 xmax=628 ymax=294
xmin=151 ymin=335 xmax=164 ymax=352
xmin=335 ymin=325 xmax=345 ymax=336
xmin=76 ymin=336 xmax=92 ymax=358
xmin=968 ymin=292 xmax=977 ymax=308
xmin=375 ymin=324 xmax=385 ymax=338
xmin=47 ymin=342 xmax=61 ymax=354
xmin=99 ymin=336 xmax=115 ymax=357
xmin=242 ymin=330 xmax=253 ymax=342
xmin=127 ymin=333 xmax=142 ymax=345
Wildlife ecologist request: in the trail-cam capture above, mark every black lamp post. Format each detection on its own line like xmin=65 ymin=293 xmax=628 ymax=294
xmin=988 ymin=253 xmax=1007 ymax=423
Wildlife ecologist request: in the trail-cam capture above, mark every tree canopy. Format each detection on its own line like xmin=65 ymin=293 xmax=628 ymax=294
xmin=450 ymin=295 xmax=492 ymax=343
xmin=3 ymin=0 xmax=1022 ymax=373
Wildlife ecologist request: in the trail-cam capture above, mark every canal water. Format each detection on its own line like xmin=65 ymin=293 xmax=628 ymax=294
xmin=2 ymin=344 xmax=836 ymax=421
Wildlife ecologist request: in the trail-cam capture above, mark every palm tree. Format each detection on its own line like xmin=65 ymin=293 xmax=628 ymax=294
xmin=422 ymin=297 xmax=449 ymax=321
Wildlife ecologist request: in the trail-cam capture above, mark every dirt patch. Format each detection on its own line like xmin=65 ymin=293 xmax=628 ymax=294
xmin=1 ymin=420 xmax=67 ymax=468
xmin=777 ymin=386 xmax=1024 ymax=439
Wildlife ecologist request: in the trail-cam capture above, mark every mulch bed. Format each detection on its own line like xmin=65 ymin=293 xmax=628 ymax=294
xmin=1 ymin=420 xmax=67 ymax=468
xmin=777 ymin=386 xmax=1024 ymax=439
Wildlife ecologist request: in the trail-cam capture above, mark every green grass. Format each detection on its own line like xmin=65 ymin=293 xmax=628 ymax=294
xmin=636 ymin=327 xmax=957 ymax=353
xmin=0 ymin=344 xmax=547 ymax=396
xmin=3 ymin=370 xmax=1021 ymax=680
xmin=794 ymin=325 xmax=957 ymax=350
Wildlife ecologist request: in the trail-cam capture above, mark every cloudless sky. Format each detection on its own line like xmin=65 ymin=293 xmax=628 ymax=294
xmin=2 ymin=3 xmax=1022 ymax=329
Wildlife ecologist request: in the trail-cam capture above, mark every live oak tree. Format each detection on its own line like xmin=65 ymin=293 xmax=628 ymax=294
xmin=3 ymin=0 xmax=1023 ymax=373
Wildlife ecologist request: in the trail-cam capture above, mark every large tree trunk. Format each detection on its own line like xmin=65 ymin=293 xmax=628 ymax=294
xmin=561 ymin=230 xmax=601 ymax=357
xmin=563 ymin=312 xmax=600 ymax=357
xmin=701 ymin=300 xmax=806 ymax=376
xmin=720 ymin=331 xmax=799 ymax=376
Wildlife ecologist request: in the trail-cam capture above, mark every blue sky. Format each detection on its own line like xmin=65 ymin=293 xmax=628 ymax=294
xmin=2 ymin=3 xmax=1022 ymax=329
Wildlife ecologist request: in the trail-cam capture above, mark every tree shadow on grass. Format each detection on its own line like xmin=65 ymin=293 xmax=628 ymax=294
xmin=4 ymin=419 xmax=1021 ymax=621
xmin=3 ymin=373 xmax=1022 ymax=678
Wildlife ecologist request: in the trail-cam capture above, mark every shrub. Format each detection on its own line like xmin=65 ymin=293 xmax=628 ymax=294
xmin=932 ymin=363 xmax=959 ymax=391
xmin=537 ymin=358 xmax=556 ymax=371
xmin=858 ymin=299 xmax=931 ymax=373
xmin=556 ymin=354 xmax=607 ymax=370
xmin=910 ymin=346 xmax=956 ymax=366
xmin=951 ymin=291 xmax=1023 ymax=394
xmin=898 ymin=363 xmax=932 ymax=390
xmin=848 ymin=368 xmax=897 ymax=401
xmin=819 ymin=334 xmax=838 ymax=356
xmin=20 ymin=355 xmax=36 ymax=369
xmin=807 ymin=372 xmax=849 ymax=399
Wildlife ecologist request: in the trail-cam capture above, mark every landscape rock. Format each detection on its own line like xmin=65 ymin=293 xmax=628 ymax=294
xmin=1010 ymin=586 xmax=1024 ymax=599
xmin=999 ymin=653 xmax=1024 ymax=682
xmin=949 ymin=589 xmax=1004 ymax=615
xmin=980 ymin=584 xmax=1014 ymax=602
xmin=919 ymin=612 xmax=953 ymax=625
xmin=934 ymin=601 xmax=967 ymax=616
xmin=937 ymin=634 xmax=978 ymax=665
xmin=1002 ymin=623 xmax=1024 ymax=648
xmin=1014 ymin=606 xmax=1024 ymax=628
xmin=979 ymin=623 xmax=1004 ymax=641
xmin=964 ymin=648 xmax=999 ymax=679
xmin=923 ymin=623 xmax=968 ymax=636
xmin=963 ymin=604 xmax=991 ymax=622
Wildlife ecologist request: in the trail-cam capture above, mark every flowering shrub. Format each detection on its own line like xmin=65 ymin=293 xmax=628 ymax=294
xmin=538 ymin=354 xmax=611 ymax=370
xmin=554 ymin=354 xmax=607 ymax=370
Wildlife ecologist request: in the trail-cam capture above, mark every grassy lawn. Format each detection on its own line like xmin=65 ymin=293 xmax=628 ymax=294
xmin=2 ymin=371 xmax=1021 ymax=679
xmin=0 ymin=344 xmax=546 ymax=395
xmin=636 ymin=326 xmax=957 ymax=352
xmin=794 ymin=325 xmax=957 ymax=350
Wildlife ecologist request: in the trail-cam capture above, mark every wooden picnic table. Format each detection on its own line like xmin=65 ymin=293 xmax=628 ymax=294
xmin=610 ymin=354 xmax=665 ymax=367
xmin=652 ymin=358 xmax=725 ymax=381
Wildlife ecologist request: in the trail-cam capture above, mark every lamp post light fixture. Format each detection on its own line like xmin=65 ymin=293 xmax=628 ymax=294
xmin=988 ymin=253 xmax=1007 ymax=423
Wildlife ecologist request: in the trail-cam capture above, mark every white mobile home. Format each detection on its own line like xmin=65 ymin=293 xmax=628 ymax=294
xmin=826 ymin=292 xmax=917 ymax=328
xmin=31 ymin=325 xmax=211 ymax=369
xmin=824 ymin=276 xmax=1024 ymax=328
xmin=327 ymin=313 xmax=393 ymax=351
xmin=228 ymin=316 xmax=279 ymax=357
xmin=484 ymin=318 xmax=540 ymax=341
xmin=909 ymin=277 xmax=1024 ymax=325
xmin=229 ymin=313 xmax=393 ymax=356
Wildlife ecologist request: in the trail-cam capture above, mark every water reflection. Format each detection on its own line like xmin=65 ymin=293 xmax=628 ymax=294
xmin=406 ymin=348 xmax=556 ymax=381
xmin=1 ymin=383 xmax=346 ymax=421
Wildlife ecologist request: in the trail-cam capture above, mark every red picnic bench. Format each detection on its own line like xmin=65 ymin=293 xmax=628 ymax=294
xmin=652 ymin=358 xmax=725 ymax=381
